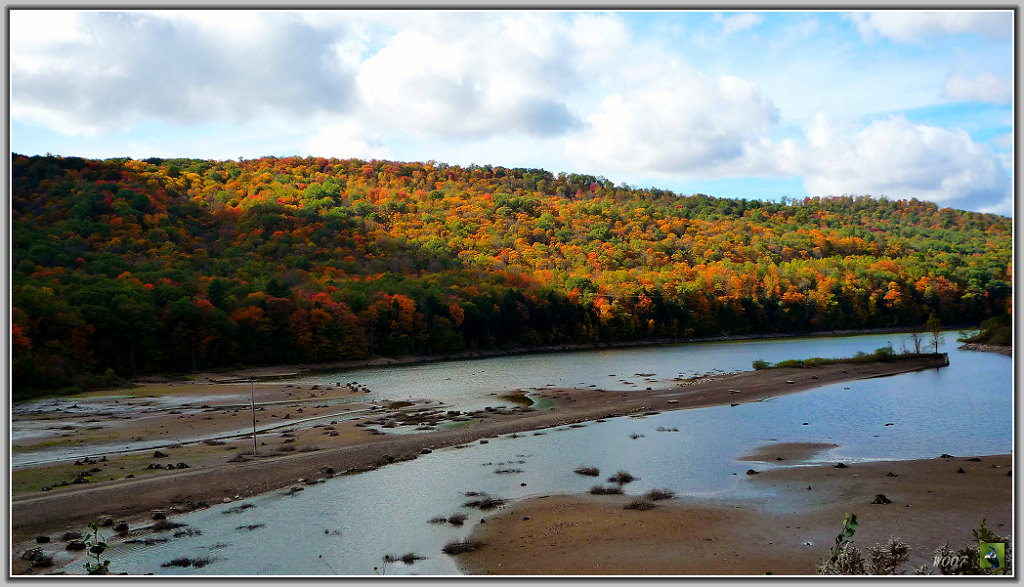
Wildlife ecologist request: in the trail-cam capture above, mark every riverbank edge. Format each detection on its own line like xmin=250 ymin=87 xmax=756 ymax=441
xmin=10 ymin=354 xmax=949 ymax=555
xmin=131 ymin=325 xmax=956 ymax=386
xmin=958 ymin=343 xmax=1013 ymax=356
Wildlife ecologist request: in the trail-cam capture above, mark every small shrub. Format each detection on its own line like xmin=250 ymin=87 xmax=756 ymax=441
xmin=400 ymin=552 xmax=425 ymax=564
xmin=608 ymin=471 xmax=636 ymax=485
xmin=624 ymin=500 xmax=657 ymax=511
xmin=645 ymin=488 xmax=676 ymax=501
xmin=752 ymin=359 xmax=770 ymax=370
xmin=574 ymin=466 xmax=600 ymax=477
xmin=867 ymin=538 xmax=911 ymax=574
xmin=447 ymin=513 xmax=468 ymax=526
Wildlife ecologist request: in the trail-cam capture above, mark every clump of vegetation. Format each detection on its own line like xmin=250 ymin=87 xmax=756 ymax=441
xmin=645 ymin=488 xmax=675 ymax=501
xmin=161 ymin=557 xmax=213 ymax=568
xmin=818 ymin=515 xmax=1012 ymax=575
xmin=463 ymin=495 xmax=506 ymax=510
xmin=383 ymin=553 xmax=425 ymax=565
xmin=574 ymin=466 xmax=600 ymax=476
xmin=607 ymin=471 xmax=637 ymax=485
xmin=443 ymin=539 xmax=485 ymax=555
xmin=623 ymin=499 xmax=657 ymax=511
xmin=173 ymin=528 xmax=202 ymax=538
xmin=429 ymin=513 xmax=467 ymax=526
xmin=753 ymin=344 xmax=939 ymax=372
xmin=589 ymin=485 xmax=624 ymax=495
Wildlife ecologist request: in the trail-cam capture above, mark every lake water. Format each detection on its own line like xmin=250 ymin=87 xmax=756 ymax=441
xmin=54 ymin=332 xmax=1012 ymax=575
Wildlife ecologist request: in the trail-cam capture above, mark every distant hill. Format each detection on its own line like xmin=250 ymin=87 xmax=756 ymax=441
xmin=10 ymin=154 xmax=1012 ymax=396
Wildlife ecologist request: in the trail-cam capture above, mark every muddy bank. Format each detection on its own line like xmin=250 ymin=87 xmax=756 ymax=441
xmin=458 ymin=453 xmax=1012 ymax=575
xmin=958 ymin=343 xmax=1012 ymax=356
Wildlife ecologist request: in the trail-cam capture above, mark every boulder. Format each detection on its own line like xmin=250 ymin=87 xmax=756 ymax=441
xmin=871 ymin=494 xmax=893 ymax=504
xmin=66 ymin=540 xmax=87 ymax=551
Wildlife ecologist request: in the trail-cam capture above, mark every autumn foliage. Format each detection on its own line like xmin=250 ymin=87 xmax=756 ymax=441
xmin=10 ymin=154 xmax=1012 ymax=397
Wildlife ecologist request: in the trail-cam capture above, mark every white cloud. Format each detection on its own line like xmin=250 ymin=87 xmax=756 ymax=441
xmin=11 ymin=11 xmax=360 ymax=135
xmin=11 ymin=10 xmax=629 ymax=144
xmin=943 ymin=71 xmax=1011 ymax=104
xmin=991 ymin=132 xmax=1013 ymax=151
xmin=305 ymin=121 xmax=392 ymax=160
xmin=796 ymin=115 xmax=1010 ymax=213
xmin=565 ymin=65 xmax=780 ymax=178
xmin=848 ymin=11 xmax=1011 ymax=43
xmin=353 ymin=12 xmax=627 ymax=139
xmin=713 ymin=12 xmax=764 ymax=35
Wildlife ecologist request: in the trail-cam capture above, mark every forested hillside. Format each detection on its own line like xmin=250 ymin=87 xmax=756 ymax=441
xmin=10 ymin=154 xmax=1012 ymax=396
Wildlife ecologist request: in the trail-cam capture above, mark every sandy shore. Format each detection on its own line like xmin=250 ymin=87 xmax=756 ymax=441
xmin=457 ymin=453 xmax=1013 ymax=576
xmin=10 ymin=354 xmax=948 ymax=570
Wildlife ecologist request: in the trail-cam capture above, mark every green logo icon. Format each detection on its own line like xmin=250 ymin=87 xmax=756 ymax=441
xmin=979 ymin=542 xmax=1005 ymax=570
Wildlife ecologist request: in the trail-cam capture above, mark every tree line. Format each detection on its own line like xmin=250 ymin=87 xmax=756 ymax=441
xmin=10 ymin=154 xmax=1012 ymax=398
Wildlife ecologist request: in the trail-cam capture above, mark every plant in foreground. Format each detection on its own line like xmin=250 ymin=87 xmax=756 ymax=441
xmin=83 ymin=521 xmax=111 ymax=575
xmin=818 ymin=515 xmax=1012 ymax=575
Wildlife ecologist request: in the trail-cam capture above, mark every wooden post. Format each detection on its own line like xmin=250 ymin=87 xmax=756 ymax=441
xmin=250 ymin=380 xmax=258 ymax=455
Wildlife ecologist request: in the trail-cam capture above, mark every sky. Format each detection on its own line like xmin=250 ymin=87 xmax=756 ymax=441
xmin=9 ymin=9 xmax=1015 ymax=215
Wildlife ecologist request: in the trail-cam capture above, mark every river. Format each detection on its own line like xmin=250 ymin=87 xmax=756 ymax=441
xmin=54 ymin=332 xmax=1011 ymax=575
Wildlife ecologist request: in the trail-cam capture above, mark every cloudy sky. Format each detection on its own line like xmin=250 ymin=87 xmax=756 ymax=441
xmin=10 ymin=9 xmax=1015 ymax=215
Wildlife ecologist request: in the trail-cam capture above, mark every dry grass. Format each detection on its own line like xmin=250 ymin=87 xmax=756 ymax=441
xmin=623 ymin=499 xmax=657 ymax=511
xmin=589 ymin=485 xmax=624 ymax=495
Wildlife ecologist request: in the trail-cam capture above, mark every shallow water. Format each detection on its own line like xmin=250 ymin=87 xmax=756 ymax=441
xmin=292 ymin=333 xmax=942 ymax=408
xmin=51 ymin=333 xmax=1011 ymax=575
